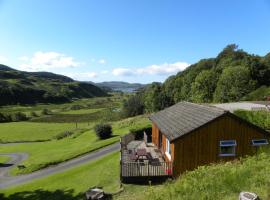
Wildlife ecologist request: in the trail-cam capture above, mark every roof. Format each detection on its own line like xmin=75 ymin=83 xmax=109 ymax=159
xmin=149 ymin=102 xmax=228 ymax=141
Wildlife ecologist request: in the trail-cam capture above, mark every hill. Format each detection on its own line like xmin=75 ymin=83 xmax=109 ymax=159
xmin=0 ymin=64 xmax=107 ymax=106
xmin=95 ymin=81 xmax=146 ymax=93
xmin=130 ymin=44 xmax=270 ymax=114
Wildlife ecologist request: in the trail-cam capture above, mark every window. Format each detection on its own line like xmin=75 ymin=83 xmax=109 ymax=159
xmin=252 ymin=139 xmax=268 ymax=146
xmin=165 ymin=138 xmax=171 ymax=160
xmin=219 ymin=140 xmax=236 ymax=157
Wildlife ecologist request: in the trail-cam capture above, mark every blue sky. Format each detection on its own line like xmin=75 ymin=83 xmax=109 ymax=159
xmin=0 ymin=0 xmax=270 ymax=83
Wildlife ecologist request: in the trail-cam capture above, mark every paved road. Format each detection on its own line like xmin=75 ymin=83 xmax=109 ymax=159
xmin=0 ymin=142 xmax=120 ymax=189
xmin=214 ymin=102 xmax=267 ymax=112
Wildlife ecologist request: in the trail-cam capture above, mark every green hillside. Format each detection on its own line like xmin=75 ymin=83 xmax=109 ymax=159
xmin=0 ymin=64 xmax=107 ymax=105
xmin=128 ymin=44 xmax=270 ymax=114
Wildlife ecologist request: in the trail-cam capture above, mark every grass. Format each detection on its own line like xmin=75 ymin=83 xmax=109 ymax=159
xmin=0 ymin=122 xmax=88 ymax=143
xmin=115 ymin=147 xmax=270 ymax=200
xmin=0 ymin=155 xmax=10 ymax=164
xmin=60 ymin=108 xmax=106 ymax=114
xmin=0 ymin=115 xmax=150 ymax=175
xmin=0 ymin=152 xmax=120 ymax=200
xmin=234 ymin=110 xmax=270 ymax=130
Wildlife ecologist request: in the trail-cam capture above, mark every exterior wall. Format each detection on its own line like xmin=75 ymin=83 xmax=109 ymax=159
xmin=152 ymin=123 xmax=174 ymax=162
xmin=172 ymin=114 xmax=268 ymax=176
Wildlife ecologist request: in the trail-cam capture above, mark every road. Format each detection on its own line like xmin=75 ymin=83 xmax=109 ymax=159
xmin=0 ymin=142 xmax=120 ymax=189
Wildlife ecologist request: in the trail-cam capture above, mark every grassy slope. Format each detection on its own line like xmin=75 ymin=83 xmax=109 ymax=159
xmin=0 ymin=155 xmax=10 ymax=164
xmin=0 ymin=122 xmax=87 ymax=142
xmin=116 ymin=147 xmax=270 ymax=200
xmin=0 ymin=152 xmax=120 ymax=200
xmin=0 ymin=115 xmax=150 ymax=175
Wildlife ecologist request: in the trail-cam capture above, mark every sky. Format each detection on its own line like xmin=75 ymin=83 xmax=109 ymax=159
xmin=0 ymin=0 xmax=270 ymax=84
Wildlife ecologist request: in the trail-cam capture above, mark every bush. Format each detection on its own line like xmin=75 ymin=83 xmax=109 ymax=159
xmin=0 ymin=112 xmax=11 ymax=122
xmin=54 ymin=131 xmax=74 ymax=140
xmin=12 ymin=112 xmax=28 ymax=122
xmin=41 ymin=108 xmax=51 ymax=115
xmin=94 ymin=124 xmax=112 ymax=139
xmin=69 ymin=104 xmax=84 ymax=110
xmin=30 ymin=111 xmax=38 ymax=117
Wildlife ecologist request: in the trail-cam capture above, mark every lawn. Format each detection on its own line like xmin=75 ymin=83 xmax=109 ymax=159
xmin=0 ymin=115 xmax=150 ymax=175
xmin=0 ymin=155 xmax=10 ymax=164
xmin=0 ymin=122 xmax=88 ymax=143
xmin=0 ymin=152 xmax=120 ymax=200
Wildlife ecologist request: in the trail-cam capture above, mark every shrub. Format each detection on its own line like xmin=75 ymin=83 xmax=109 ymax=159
xmin=41 ymin=108 xmax=51 ymax=115
xmin=69 ymin=104 xmax=84 ymax=110
xmin=12 ymin=112 xmax=28 ymax=121
xmin=0 ymin=112 xmax=11 ymax=122
xmin=54 ymin=131 xmax=74 ymax=140
xmin=94 ymin=124 xmax=112 ymax=139
xmin=30 ymin=111 xmax=38 ymax=117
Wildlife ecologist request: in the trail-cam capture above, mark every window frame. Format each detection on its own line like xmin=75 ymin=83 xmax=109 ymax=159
xmin=219 ymin=140 xmax=237 ymax=157
xmin=252 ymin=139 xmax=269 ymax=146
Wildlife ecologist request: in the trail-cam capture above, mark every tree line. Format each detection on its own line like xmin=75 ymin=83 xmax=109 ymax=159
xmin=123 ymin=44 xmax=270 ymax=117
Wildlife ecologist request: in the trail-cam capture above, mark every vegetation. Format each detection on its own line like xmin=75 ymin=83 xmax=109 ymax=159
xmin=0 ymin=155 xmax=10 ymax=164
xmin=124 ymin=44 xmax=270 ymax=116
xmin=0 ymin=115 xmax=150 ymax=175
xmin=0 ymin=122 xmax=84 ymax=143
xmin=0 ymin=152 xmax=120 ymax=200
xmin=0 ymin=64 xmax=107 ymax=106
xmin=114 ymin=147 xmax=270 ymax=200
xmin=94 ymin=124 xmax=113 ymax=139
xmin=234 ymin=110 xmax=270 ymax=130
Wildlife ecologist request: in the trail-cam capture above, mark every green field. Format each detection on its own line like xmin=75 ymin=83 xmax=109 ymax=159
xmin=0 ymin=122 xmax=88 ymax=143
xmin=0 ymin=115 xmax=150 ymax=175
xmin=0 ymin=152 xmax=120 ymax=200
xmin=0 ymin=155 xmax=10 ymax=164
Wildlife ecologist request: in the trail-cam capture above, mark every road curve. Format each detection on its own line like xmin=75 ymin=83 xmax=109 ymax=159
xmin=0 ymin=142 xmax=120 ymax=189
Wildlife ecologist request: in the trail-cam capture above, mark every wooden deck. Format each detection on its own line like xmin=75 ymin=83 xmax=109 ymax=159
xmin=120 ymin=134 xmax=173 ymax=182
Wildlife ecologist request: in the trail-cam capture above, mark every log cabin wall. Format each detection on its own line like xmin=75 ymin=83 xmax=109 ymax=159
xmin=172 ymin=114 xmax=268 ymax=177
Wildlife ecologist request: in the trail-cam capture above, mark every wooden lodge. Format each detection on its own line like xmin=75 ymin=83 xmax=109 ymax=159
xmin=120 ymin=102 xmax=269 ymax=182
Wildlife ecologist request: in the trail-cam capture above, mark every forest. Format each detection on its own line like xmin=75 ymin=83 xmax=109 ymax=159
xmin=123 ymin=44 xmax=270 ymax=116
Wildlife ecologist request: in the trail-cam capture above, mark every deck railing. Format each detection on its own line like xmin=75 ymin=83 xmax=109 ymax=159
xmin=121 ymin=161 xmax=173 ymax=178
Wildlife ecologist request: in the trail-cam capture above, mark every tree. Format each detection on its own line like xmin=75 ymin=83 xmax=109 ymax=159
xmin=12 ymin=112 xmax=28 ymax=122
xmin=214 ymin=66 xmax=256 ymax=102
xmin=94 ymin=124 xmax=112 ymax=139
xmin=122 ymin=95 xmax=144 ymax=117
xmin=41 ymin=108 xmax=51 ymax=115
xmin=191 ymin=70 xmax=217 ymax=103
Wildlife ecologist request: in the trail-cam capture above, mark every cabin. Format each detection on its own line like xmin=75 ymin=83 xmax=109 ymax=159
xmin=150 ymin=102 xmax=269 ymax=177
xmin=120 ymin=102 xmax=269 ymax=182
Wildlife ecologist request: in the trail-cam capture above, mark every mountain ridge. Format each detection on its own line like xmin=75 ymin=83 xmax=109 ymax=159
xmin=0 ymin=64 xmax=107 ymax=106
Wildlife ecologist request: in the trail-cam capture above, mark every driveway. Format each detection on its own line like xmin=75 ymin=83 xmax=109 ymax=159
xmin=0 ymin=142 xmax=120 ymax=189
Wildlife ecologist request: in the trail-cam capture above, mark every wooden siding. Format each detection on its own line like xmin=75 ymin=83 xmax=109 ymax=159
xmin=172 ymin=114 xmax=268 ymax=176
xmin=152 ymin=123 xmax=174 ymax=162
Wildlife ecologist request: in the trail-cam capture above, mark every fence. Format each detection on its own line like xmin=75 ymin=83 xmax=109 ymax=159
xmin=121 ymin=161 xmax=173 ymax=178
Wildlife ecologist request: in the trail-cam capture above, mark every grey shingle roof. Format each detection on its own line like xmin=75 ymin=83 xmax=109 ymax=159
xmin=149 ymin=102 xmax=228 ymax=141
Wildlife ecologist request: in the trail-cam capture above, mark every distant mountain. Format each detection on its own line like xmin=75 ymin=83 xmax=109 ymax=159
xmin=0 ymin=64 xmax=107 ymax=106
xmin=95 ymin=81 xmax=146 ymax=93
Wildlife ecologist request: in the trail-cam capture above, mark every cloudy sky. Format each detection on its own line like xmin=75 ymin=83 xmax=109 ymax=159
xmin=0 ymin=0 xmax=270 ymax=83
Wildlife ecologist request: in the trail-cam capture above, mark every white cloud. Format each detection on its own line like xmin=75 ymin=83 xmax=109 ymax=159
xmin=0 ymin=55 xmax=8 ymax=63
xmin=112 ymin=62 xmax=190 ymax=76
xmin=112 ymin=68 xmax=136 ymax=76
xmin=18 ymin=51 xmax=82 ymax=71
xmin=18 ymin=56 xmax=29 ymax=61
xmin=98 ymin=59 xmax=106 ymax=64
xmin=64 ymin=72 xmax=98 ymax=80
xmin=101 ymin=70 xmax=109 ymax=74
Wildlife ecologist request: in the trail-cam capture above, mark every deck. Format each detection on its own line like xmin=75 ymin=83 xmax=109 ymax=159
xmin=120 ymin=133 xmax=172 ymax=182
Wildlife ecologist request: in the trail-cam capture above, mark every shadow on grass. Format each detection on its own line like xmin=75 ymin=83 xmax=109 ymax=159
xmin=0 ymin=189 xmax=84 ymax=200
xmin=0 ymin=163 xmax=13 ymax=168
